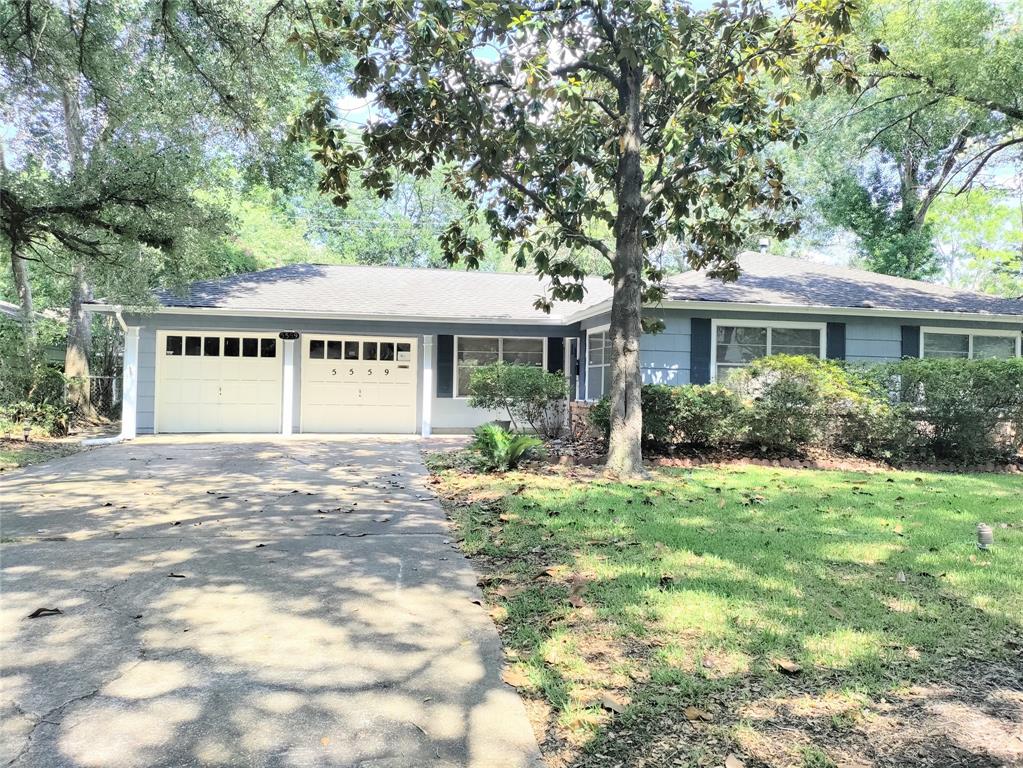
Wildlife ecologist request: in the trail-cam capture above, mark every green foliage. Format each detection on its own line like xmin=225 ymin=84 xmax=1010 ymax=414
xmin=467 ymin=363 xmax=568 ymax=439
xmin=823 ymin=173 xmax=939 ymax=280
xmin=470 ymin=423 xmax=544 ymax=472
xmin=0 ymin=401 xmax=72 ymax=438
xmin=727 ymin=356 xmax=856 ymax=453
xmin=785 ymin=0 xmax=1022 ymax=286
xmin=871 ymin=358 xmax=1023 ymax=462
xmin=672 ymin=385 xmax=749 ymax=449
xmin=0 ymin=318 xmax=65 ymax=407
xmin=293 ymin=1 xmax=859 ymax=472
xmin=589 ymin=384 xmax=746 ymax=451
xmin=929 ymin=191 xmax=1023 ymax=298
xmin=0 ymin=0 xmax=324 ymax=306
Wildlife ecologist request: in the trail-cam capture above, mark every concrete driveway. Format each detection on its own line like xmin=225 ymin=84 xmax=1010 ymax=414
xmin=0 ymin=436 xmax=542 ymax=768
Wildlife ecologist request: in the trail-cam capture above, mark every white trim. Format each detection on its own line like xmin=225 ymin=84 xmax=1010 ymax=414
xmin=120 ymin=326 xmax=140 ymax=440
xmin=566 ymin=298 xmax=1023 ymax=326
xmin=584 ymin=324 xmax=611 ymax=402
xmin=919 ymin=326 xmax=1022 ymax=359
xmin=87 ymin=304 xmax=570 ymax=326
xmin=452 ymin=335 xmax=548 ymax=398
xmin=281 ymin=338 xmax=295 ymax=435
xmin=421 ymin=335 xmax=434 ymax=436
xmin=710 ymin=318 xmax=827 ymax=382
xmin=87 ymin=298 xmax=1023 ymax=328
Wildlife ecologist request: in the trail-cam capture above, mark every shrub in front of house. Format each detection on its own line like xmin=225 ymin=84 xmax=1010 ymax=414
xmin=470 ymin=423 xmax=544 ymax=471
xmin=869 ymin=358 xmax=1023 ymax=463
xmin=587 ymin=356 xmax=1023 ymax=464
xmin=0 ymin=401 xmax=72 ymax=438
xmin=467 ymin=362 xmax=568 ymax=439
xmin=588 ymin=383 xmax=746 ymax=451
xmin=724 ymin=355 xmax=867 ymax=454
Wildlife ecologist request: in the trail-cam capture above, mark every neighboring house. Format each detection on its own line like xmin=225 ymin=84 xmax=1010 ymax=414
xmin=0 ymin=299 xmax=67 ymax=363
xmin=86 ymin=253 xmax=1023 ymax=437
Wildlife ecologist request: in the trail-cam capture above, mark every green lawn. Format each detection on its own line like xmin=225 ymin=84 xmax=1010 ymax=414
xmin=431 ymin=458 xmax=1023 ymax=768
xmin=0 ymin=438 xmax=81 ymax=471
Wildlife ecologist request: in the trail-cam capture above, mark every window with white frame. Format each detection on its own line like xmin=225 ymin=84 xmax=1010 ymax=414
xmin=455 ymin=336 xmax=544 ymax=396
xmin=586 ymin=329 xmax=612 ymax=400
xmin=714 ymin=322 xmax=824 ymax=382
xmin=921 ymin=328 xmax=1021 ymax=360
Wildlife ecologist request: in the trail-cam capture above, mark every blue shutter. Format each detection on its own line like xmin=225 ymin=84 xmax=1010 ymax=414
xmin=901 ymin=326 xmax=921 ymax=359
xmin=437 ymin=335 xmax=454 ymax=397
xmin=826 ymin=323 xmax=846 ymax=360
xmin=547 ymin=337 xmax=564 ymax=373
xmin=691 ymin=318 xmax=712 ymax=384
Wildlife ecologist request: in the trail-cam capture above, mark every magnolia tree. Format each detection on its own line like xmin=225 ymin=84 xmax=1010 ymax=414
xmin=294 ymin=0 xmax=859 ymax=476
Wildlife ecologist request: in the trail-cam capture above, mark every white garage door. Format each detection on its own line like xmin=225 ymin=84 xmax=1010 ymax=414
xmin=301 ymin=335 xmax=417 ymax=433
xmin=156 ymin=332 xmax=282 ymax=433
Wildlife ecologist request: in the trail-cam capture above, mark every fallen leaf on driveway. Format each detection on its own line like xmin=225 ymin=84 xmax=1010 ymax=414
xmin=725 ymin=754 xmax=745 ymax=768
xmin=168 ymin=573 xmax=186 ymax=578
xmin=27 ymin=607 xmax=62 ymax=619
xmin=501 ymin=667 xmax=531 ymax=688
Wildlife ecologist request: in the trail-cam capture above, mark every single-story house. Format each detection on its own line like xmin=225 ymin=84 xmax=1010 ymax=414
xmin=87 ymin=253 xmax=1023 ymax=438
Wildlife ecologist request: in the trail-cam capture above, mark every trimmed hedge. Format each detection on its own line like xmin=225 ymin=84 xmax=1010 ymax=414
xmin=870 ymin=357 xmax=1023 ymax=463
xmin=588 ymin=355 xmax=1023 ymax=464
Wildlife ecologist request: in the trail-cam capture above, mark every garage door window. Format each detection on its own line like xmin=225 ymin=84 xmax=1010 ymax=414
xmin=224 ymin=337 xmax=240 ymax=357
xmin=455 ymin=336 xmax=544 ymax=396
xmin=380 ymin=342 xmax=395 ymax=361
xmin=204 ymin=337 xmax=220 ymax=356
xmin=243 ymin=338 xmax=258 ymax=357
xmin=309 ymin=339 xmax=325 ymax=359
xmin=260 ymin=339 xmax=277 ymax=358
xmin=363 ymin=342 xmax=378 ymax=360
xmin=345 ymin=341 xmax=359 ymax=360
xmin=327 ymin=340 xmax=342 ymax=359
xmin=185 ymin=336 xmax=202 ymax=356
xmin=166 ymin=336 xmax=183 ymax=356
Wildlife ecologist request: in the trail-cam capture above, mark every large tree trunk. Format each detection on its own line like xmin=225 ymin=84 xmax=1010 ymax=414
xmin=9 ymin=246 xmax=35 ymax=344
xmin=1 ymin=143 xmax=34 ymax=345
xmin=60 ymin=70 xmax=96 ymax=418
xmin=605 ymin=67 xmax=646 ymax=478
xmin=65 ymin=262 xmax=95 ymax=417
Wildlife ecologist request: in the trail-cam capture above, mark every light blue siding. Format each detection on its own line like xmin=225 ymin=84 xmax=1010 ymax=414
xmin=846 ymin=318 xmax=903 ymax=363
xmin=641 ymin=313 xmax=691 ymax=386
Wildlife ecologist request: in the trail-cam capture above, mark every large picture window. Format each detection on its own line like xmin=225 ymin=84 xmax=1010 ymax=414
xmin=714 ymin=321 xmax=824 ymax=382
xmin=586 ymin=329 xmax=612 ymax=400
xmin=455 ymin=336 xmax=545 ymax=396
xmin=921 ymin=328 xmax=1020 ymax=360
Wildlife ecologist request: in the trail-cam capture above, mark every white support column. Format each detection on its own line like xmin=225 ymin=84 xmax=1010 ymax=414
xmin=281 ymin=337 xmax=296 ymax=436
xmin=120 ymin=326 xmax=140 ymax=440
xmin=421 ymin=335 xmax=433 ymax=437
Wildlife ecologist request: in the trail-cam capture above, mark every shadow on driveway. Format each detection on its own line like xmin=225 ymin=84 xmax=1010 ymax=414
xmin=1 ymin=436 xmax=541 ymax=768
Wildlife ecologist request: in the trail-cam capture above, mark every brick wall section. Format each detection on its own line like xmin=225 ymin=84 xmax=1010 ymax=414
xmin=569 ymin=401 xmax=598 ymax=440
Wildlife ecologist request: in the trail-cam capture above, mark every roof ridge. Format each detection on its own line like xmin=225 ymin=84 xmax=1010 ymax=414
xmin=736 ymin=251 xmax=1023 ymax=304
xmin=211 ymin=262 xmax=550 ymax=281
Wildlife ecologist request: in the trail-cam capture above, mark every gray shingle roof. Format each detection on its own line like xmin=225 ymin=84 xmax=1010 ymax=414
xmin=134 ymin=254 xmax=1022 ymax=322
xmin=661 ymin=253 xmax=1023 ymax=317
xmin=153 ymin=263 xmax=614 ymax=323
